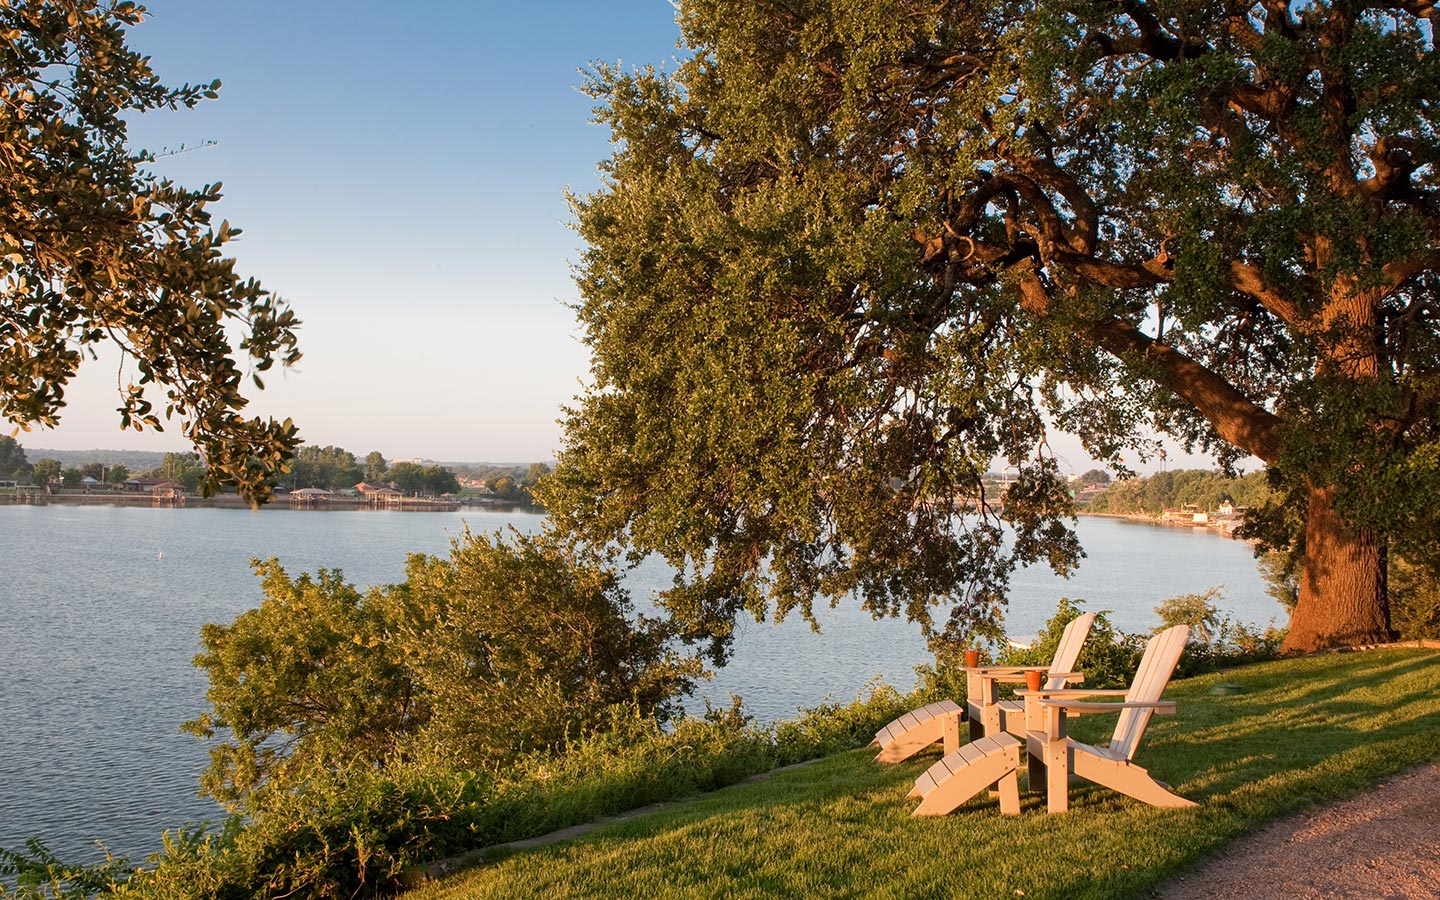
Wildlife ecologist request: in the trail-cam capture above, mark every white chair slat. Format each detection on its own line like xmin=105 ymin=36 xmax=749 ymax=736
xmin=1112 ymin=625 xmax=1188 ymax=761
xmin=915 ymin=769 xmax=938 ymax=796
xmin=1046 ymin=612 xmax=1097 ymax=689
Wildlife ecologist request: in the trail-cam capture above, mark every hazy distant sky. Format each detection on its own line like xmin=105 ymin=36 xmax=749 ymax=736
xmin=30 ymin=1 xmax=1211 ymax=474
xmin=32 ymin=0 xmax=681 ymax=462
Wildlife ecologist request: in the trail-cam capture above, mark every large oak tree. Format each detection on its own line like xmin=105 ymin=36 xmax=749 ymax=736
xmin=546 ymin=0 xmax=1440 ymax=655
xmin=1 ymin=1 xmax=300 ymax=501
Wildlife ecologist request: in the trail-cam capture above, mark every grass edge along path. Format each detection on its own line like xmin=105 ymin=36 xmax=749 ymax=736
xmin=412 ymin=758 xmax=824 ymax=882
xmin=407 ymin=648 xmax=1440 ymax=900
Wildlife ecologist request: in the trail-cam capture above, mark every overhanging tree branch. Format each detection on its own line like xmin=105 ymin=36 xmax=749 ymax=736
xmin=1012 ymin=260 xmax=1284 ymax=460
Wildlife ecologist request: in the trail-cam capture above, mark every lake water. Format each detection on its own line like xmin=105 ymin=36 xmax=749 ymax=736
xmin=0 ymin=505 xmax=1283 ymax=863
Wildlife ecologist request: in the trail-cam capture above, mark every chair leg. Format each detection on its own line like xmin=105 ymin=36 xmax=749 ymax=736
xmin=981 ymin=702 xmax=1002 ymax=737
xmin=997 ymin=768 xmax=1020 ymax=815
xmin=1045 ymin=740 xmax=1070 ymax=813
xmin=1071 ymin=754 xmax=1197 ymax=809
xmin=1027 ymin=749 xmax=1046 ymax=795
xmin=943 ymin=712 xmax=962 ymax=755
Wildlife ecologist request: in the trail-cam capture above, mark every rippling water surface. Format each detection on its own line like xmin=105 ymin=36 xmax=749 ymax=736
xmin=0 ymin=505 xmax=1282 ymax=862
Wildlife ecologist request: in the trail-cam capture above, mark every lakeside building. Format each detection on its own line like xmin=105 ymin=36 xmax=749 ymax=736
xmin=289 ymin=487 xmax=334 ymax=507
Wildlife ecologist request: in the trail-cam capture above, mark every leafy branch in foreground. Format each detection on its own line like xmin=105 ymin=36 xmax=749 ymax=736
xmin=0 ymin=837 xmax=130 ymax=900
xmin=1 ymin=1 xmax=301 ymax=501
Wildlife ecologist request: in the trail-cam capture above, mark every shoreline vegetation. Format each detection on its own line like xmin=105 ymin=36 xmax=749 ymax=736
xmin=0 ymin=491 xmax=517 ymax=512
xmin=404 ymin=648 xmax=1440 ymax=900
xmin=7 ymin=622 xmax=1439 ymax=899
xmin=1079 ymin=509 xmax=1251 ymax=540
xmin=1 ymin=439 xmax=552 ymax=513
xmin=0 ymin=490 xmax=1254 ymax=533
xmin=1072 ymin=468 xmax=1277 ymax=541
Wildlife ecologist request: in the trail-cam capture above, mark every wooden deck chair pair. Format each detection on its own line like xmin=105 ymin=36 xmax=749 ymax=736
xmin=870 ymin=611 xmax=1096 ymax=764
xmin=909 ymin=624 xmax=1194 ymax=816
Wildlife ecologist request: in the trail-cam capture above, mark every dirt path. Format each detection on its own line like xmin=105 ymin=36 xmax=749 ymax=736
xmin=1153 ymin=763 xmax=1440 ymax=900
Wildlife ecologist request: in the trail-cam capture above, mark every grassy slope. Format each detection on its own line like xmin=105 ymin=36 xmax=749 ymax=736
xmin=412 ymin=650 xmax=1440 ymax=900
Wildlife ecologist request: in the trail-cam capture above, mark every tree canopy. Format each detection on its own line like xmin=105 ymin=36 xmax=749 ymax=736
xmin=364 ymin=450 xmax=388 ymax=481
xmin=30 ymin=456 xmax=60 ymax=485
xmin=289 ymin=444 xmax=364 ymax=491
xmin=545 ymin=0 xmax=1440 ymax=655
xmin=0 ymin=1 xmax=300 ymax=502
xmin=0 ymin=434 xmax=30 ymax=479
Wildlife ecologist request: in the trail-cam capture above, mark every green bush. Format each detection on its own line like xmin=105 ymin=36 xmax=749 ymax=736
xmin=10 ymin=686 xmax=907 ymax=900
xmin=186 ymin=530 xmax=699 ymax=807
xmin=1390 ymin=554 xmax=1440 ymax=640
xmin=0 ymin=838 xmax=132 ymax=900
xmin=1001 ymin=598 xmax=1145 ymax=688
xmin=1152 ymin=587 xmax=1287 ymax=676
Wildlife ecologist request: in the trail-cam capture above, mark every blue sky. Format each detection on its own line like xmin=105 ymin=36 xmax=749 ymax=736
xmin=34 ymin=0 xmax=684 ymax=463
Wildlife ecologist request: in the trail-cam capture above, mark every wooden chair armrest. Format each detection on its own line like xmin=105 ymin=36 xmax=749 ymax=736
xmin=962 ymin=665 xmax=1052 ymax=675
xmin=1039 ymin=699 xmax=1178 ymax=716
xmin=1017 ymin=688 xmax=1128 ymax=698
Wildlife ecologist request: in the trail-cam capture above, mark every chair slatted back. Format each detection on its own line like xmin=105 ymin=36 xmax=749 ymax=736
xmin=1111 ymin=625 xmax=1190 ymax=761
xmin=1045 ymin=611 xmax=1097 ymax=690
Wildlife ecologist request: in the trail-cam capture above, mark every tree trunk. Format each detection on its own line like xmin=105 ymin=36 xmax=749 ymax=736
xmin=1282 ymin=485 xmax=1392 ymax=653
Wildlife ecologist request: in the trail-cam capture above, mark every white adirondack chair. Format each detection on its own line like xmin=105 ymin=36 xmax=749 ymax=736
xmin=968 ymin=611 xmax=1096 ymax=742
xmin=872 ymin=611 xmax=1094 ymax=764
xmin=1025 ymin=624 xmax=1195 ymax=813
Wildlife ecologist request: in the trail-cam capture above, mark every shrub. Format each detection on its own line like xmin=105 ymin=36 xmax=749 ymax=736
xmin=80 ymin=687 xmax=908 ymax=899
xmin=186 ymin=530 xmax=700 ymax=807
xmin=389 ymin=529 xmax=699 ymax=768
xmin=0 ymin=839 xmax=132 ymax=900
xmin=1002 ymin=598 xmax=1146 ymax=689
xmin=1390 ymin=554 xmax=1440 ymax=640
xmin=1153 ymin=587 xmax=1286 ymax=675
xmin=183 ymin=562 xmax=418 ymax=806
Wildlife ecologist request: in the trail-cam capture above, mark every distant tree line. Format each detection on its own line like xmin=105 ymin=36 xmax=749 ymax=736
xmin=1 ymin=436 xmax=208 ymax=491
xmin=4 ymin=435 xmax=550 ymax=502
xmin=1085 ymin=469 xmax=1275 ymax=518
xmin=246 ymin=445 xmax=464 ymax=496
xmin=387 ymin=461 xmax=460 ymax=496
xmin=452 ymin=461 xmax=552 ymax=507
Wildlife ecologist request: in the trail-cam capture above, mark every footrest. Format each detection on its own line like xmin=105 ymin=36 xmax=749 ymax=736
xmin=872 ymin=700 xmax=964 ymax=763
xmin=911 ymin=733 xmax=1022 ymax=816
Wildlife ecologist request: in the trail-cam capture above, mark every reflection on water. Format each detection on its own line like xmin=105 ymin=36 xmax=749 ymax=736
xmin=0 ymin=506 xmax=1281 ymax=861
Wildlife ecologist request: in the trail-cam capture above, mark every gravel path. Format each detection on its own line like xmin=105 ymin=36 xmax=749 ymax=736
xmin=1153 ymin=763 xmax=1440 ymax=900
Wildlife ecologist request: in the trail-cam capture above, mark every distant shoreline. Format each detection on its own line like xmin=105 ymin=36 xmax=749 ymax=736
xmin=0 ymin=492 xmax=531 ymax=513
xmin=1078 ymin=509 xmax=1252 ymax=541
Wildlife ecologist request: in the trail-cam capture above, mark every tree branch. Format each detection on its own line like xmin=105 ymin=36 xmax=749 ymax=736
xmin=1227 ymin=261 xmax=1305 ymax=326
xmin=1011 ymin=260 xmax=1284 ymax=461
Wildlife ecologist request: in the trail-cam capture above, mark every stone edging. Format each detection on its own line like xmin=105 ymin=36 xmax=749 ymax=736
xmin=1310 ymin=639 xmax=1440 ymax=652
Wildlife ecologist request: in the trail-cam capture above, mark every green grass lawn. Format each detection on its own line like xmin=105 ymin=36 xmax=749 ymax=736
xmin=409 ymin=649 xmax=1440 ymax=900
